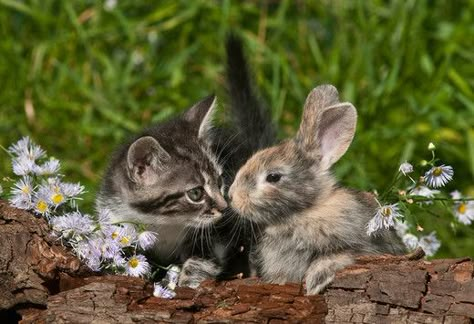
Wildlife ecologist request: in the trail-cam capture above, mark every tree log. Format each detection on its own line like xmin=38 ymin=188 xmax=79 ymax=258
xmin=1 ymin=199 xmax=472 ymax=323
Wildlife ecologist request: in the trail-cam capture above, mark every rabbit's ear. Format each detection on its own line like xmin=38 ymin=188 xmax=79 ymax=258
xmin=296 ymin=85 xmax=357 ymax=170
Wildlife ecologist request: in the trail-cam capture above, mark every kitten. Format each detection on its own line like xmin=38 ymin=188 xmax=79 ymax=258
xmin=96 ymin=34 xmax=274 ymax=286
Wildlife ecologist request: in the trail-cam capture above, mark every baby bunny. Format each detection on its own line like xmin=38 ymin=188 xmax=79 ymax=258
xmin=228 ymin=84 xmax=404 ymax=294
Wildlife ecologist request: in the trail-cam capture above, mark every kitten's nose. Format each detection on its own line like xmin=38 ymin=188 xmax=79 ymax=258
xmin=215 ymin=194 xmax=228 ymax=211
xmin=214 ymin=194 xmax=229 ymax=212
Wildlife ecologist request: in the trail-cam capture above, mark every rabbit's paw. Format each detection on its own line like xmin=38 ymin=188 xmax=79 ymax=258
xmin=178 ymin=257 xmax=221 ymax=289
xmin=305 ymin=253 xmax=353 ymax=295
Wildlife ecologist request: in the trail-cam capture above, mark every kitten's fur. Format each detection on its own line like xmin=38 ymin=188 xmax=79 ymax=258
xmin=96 ymin=34 xmax=274 ymax=286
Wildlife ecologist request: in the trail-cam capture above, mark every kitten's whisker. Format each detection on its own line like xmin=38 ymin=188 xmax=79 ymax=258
xmin=206 ymin=224 xmax=213 ymax=255
xmin=218 ymin=140 xmax=247 ymax=166
xmin=215 ymin=130 xmax=242 ymax=162
xmin=225 ymin=212 xmax=244 ymax=249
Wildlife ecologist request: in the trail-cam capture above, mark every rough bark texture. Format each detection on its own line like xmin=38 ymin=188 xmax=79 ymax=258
xmin=1 ymin=199 xmax=473 ymax=323
xmin=0 ymin=200 xmax=87 ymax=310
xmin=326 ymin=255 xmax=473 ymax=323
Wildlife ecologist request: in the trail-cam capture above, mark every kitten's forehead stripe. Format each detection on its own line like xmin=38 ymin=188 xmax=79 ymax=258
xmin=172 ymin=141 xmax=221 ymax=181
xmin=130 ymin=192 xmax=184 ymax=214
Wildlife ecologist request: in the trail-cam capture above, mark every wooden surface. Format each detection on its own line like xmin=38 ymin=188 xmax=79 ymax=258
xmin=1 ymin=199 xmax=473 ymax=323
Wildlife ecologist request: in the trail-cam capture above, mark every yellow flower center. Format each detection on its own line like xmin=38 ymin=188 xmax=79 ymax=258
xmin=128 ymin=257 xmax=139 ymax=268
xmin=381 ymin=207 xmax=392 ymax=217
xmin=21 ymin=186 xmax=30 ymax=194
xmin=111 ymin=232 xmax=118 ymax=239
xmin=51 ymin=193 xmax=64 ymax=205
xmin=120 ymin=236 xmax=130 ymax=245
xmin=36 ymin=200 xmax=48 ymax=213
xmin=457 ymin=203 xmax=467 ymax=214
xmin=433 ymin=167 xmax=443 ymax=177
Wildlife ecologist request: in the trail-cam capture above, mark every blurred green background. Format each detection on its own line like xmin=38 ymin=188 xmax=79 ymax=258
xmin=0 ymin=0 xmax=473 ymax=257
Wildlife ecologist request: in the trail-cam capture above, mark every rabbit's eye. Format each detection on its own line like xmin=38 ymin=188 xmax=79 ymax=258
xmin=266 ymin=173 xmax=282 ymax=183
xmin=186 ymin=186 xmax=204 ymax=202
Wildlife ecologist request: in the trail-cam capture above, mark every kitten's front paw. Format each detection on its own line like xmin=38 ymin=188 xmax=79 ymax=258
xmin=178 ymin=257 xmax=221 ymax=289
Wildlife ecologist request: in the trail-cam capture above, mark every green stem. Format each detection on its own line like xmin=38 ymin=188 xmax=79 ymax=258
xmin=379 ymin=172 xmax=402 ymax=201
xmin=0 ymin=144 xmax=14 ymax=158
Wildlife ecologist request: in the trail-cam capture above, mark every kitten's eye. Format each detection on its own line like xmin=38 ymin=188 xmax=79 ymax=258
xmin=186 ymin=186 xmax=204 ymax=202
xmin=266 ymin=173 xmax=282 ymax=183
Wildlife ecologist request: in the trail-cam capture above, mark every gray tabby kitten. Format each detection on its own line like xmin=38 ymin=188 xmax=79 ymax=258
xmin=229 ymin=84 xmax=405 ymax=294
xmin=96 ymin=35 xmax=274 ymax=286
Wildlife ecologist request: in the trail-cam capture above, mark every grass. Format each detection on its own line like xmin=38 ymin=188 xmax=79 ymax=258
xmin=0 ymin=0 xmax=473 ymax=258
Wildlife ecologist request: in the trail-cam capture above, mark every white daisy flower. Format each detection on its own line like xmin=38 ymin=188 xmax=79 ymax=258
xmin=394 ymin=220 xmax=409 ymax=238
xmin=153 ymin=283 xmax=176 ymax=299
xmin=418 ymin=232 xmax=441 ymax=257
xmin=36 ymin=181 xmax=66 ymax=208
xmin=366 ymin=203 xmax=401 ymax=236
xmin=59 ymin=182 xmax=85 ymax=208
xmin=451 ymin=192 xmax=474 ymax=225
xmin=409 ymin=185 xmax=440 ymax=204
xmin=10 ymin=176 xmax=35 ymax=210
xmin=105 ymin=224 xmax=137 ymax=247
xmin=402 ymin=233 xmax=419 ymax=250
xmin=32 ymin=192 xmax=52 ymax=217
xmin=424 ymin=165 xmax=453 ymax=188
xmin=99 ymin=237 xmax=122 ymax=260
xmin=86 ymin=256 xmax=102 ymax=272
xmin=35 ymin=158 xmax=61 ymax=175
xmin=112 ymin=253 xmax=127 ymax=268
xmin=61 ymin=182 xmax=85 ymax=198
xmin=164 ymin=265 xmax=181 ymax=290
xmin=104 ymin=225 xmax=121 ymax=240
xmin=104 ymin=0 xmax=117 ymax=11
xmin=117 ymin=224 xmax=137 ymax=247
xmin=12 ymin=156 xmax=37 ymax=176
xmin=8 ymin=137 xmax=31 ymax=156
xmin=8 ymin=136 xmax=46 ymax=161
xmin=398 ymin=162 xmax=414 ymax=176
xmin=97 ymin=208 xmax=113 ymax=228
xmin=125 ymin=254 xmax=150 ymax=277
xmin=50 ymin=211 xmax=95 ymax=238
xmin=450 ymin=190 xmax=462 ymax=200
xmin=73 ymin=239 xmax=103 ymax=271
xmin=137 ymin=231 xmax=158 ymax=250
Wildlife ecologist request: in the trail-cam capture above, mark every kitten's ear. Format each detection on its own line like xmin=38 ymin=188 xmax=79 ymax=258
xmin=183 ymin=95 xmax=217 ymax=140
xmin=296 ymin=85 xmax=357 ymax=170
xmin=127 ymin=136 xmax=170 ymax=185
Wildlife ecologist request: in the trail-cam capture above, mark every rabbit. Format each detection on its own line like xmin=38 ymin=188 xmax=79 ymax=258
xmin=228 ymin=84 xmax=404 ymax=295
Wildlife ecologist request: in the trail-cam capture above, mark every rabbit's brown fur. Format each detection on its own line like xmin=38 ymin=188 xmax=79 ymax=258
xmin=229 ymin=85 xmax=404 ymax=294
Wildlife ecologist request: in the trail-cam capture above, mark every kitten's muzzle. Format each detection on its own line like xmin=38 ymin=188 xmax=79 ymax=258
xmin=213 ymin=193 xmax=228 ymax=212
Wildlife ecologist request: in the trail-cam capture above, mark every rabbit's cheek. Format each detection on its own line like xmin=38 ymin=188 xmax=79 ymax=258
xmin=261 ymin=185 xmax=280 ymax=198
xmin=229 ymin=189 xmax=252 ymax=214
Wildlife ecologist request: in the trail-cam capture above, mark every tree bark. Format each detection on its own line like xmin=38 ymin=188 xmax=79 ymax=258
xmin=1 ymin=199 xmax=472 ymax=323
